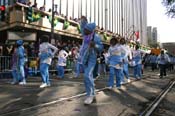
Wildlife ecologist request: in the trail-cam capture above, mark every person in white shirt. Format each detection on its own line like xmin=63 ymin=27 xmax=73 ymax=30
xmin=56 ymin=47 xmax=68 ymax=79
xmin=39 ymin=35 xmax=58 ymax=88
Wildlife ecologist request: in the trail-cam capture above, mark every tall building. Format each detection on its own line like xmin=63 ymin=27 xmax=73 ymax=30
xmin=152 ymin=27 xmax=158 ymax=44
xmin=0 ymin=0 xmax=147 ymax=45
xmin=147 ymin=26 xmax=158 ymax=46
xmin=147 ymin=26 xmax=152 ymax=41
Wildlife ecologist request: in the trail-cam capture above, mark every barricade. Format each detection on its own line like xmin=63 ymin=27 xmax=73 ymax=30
xmin=0 ymin=56 xmax=12 ymax=78
xmin=0 ymin=56 xmax=74 ymax=78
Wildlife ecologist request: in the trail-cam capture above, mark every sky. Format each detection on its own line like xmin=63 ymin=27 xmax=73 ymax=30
xmin=147 ymin=0 xmax=175 ymax=43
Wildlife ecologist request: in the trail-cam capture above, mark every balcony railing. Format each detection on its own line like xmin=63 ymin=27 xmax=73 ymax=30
xmin=0 ymin=2 xmax=116 ymax=42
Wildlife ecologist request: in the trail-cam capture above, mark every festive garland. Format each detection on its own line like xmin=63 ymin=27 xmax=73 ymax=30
xmin=77 ymin=24 xmax=81 ymax=33
xmin=26 ymin=7 xmax=41 ymax=22
xmin=63 ymin=21 xmax=70 ymax=30
xmin=103 ymin=32 xmax=108 ymax=41
xmin=32 ymin=13 xmax=41 ymax=22
xmin=47 ymin=16 xmax=59 ymax=27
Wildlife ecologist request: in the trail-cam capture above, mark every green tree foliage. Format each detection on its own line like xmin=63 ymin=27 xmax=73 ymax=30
xmin=162 ymin=0 xmax=175 ymax=17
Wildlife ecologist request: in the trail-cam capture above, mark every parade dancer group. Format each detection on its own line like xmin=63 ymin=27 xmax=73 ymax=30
xmin=10 ymin=16 xmax=173 ymax=105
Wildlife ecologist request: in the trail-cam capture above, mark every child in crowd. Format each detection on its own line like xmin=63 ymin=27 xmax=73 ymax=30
xmin=56 ymin=47 xmax=68 ymax=79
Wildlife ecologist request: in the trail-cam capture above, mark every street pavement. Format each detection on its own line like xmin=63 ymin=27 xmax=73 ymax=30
xmin=0 ymin=68 xmax=174 ymax=116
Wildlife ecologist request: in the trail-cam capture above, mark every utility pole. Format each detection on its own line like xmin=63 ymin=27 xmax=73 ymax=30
xmin=114 ymin=0 xmax=116 ymax=33
xmin=105 ymin=0 xmax=108 ymax=30
xmin=132 ymin=0 xmax=135 ymax=41
xmin=109 ymin=0 xmax=111 ymax=31
xmin=112 ymin=0 xmax=113 ymax=32
xmin=44 ymin=0 xmax=46 ymax=6
xmin=98 ymin=0 xmax=100 ymax=26
xmin=66 ymin=0 xmax=68 ymax=16
xmin=94 ymin=0 xmax=96 ymax=22
xmin=121 ymin=0 xmax=124 ymax=36
xmin=140 ymin=0 xmax=143 ymax=43
xmin=59 ymin=0 xmax=61 ymax=15
xmin=85 ymin=0 xmax=87 ymax=17
xmin=101 ymin=0 xmax=103 ymax=28
xmin=72 ymin=0 xmax=74 ymax=19
xmin=51 ymin=0 xmax=55 ymax=43
xmin=90 ymin=0 xmax=92 ymax=22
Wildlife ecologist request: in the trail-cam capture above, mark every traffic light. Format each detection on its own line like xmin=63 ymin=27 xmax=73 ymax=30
xmin=26 ymin=7 xmax=33 ymax=22
xmin=0 ymin=5 xmax=5 ymax=21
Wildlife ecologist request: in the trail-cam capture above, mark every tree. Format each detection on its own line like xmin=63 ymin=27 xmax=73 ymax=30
xmin=162 ymin=0 xmax=175 ymax=18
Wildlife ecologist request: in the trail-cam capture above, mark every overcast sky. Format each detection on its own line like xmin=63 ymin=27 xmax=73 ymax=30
xmin=147 ymin=0 xmax=175 ymax=43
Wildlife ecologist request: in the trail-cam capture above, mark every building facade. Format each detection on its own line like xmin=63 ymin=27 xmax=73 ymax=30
xmin=147 ymin=26 xmax=152 ymax=41
xmin=152 ymin=27 xmax=158 ymax=44
xmin=162 ymin=43 xmax=175 ymax=55
xmin=0 ymin=0 xmax=147 ymax=45
xmin=147 ymin=26 xmax=158 ymax=46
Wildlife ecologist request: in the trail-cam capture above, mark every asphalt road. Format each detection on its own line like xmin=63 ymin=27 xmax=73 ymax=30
xmin=0 ymin=68 xmax=174 ymax=116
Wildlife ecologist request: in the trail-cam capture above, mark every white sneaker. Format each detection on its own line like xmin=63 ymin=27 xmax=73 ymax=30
xmin=120 ymin=81 xmax=124 ymax=85
xmin=106 ymin=86 xmax=113 ymax=90
xmin=127 ymin=79 xmax=131 ymax=83
xmin=40 ymin=83 xmax=47 ymax=88
xmin=19 ymin=81 xmax=26 ymax=85
xmin=84 ymin=96 xmax=94 ymax=105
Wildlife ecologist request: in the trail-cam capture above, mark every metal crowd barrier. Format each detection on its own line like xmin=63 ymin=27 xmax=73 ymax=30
xmin=0 ymin=56 xmax=11 ymax=73
xmin=0 ymin=56 xmax=75 ymax=77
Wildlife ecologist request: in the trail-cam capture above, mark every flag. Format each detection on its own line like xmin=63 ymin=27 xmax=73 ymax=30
xmin=135 ymin=31 xmax=139 ymax=39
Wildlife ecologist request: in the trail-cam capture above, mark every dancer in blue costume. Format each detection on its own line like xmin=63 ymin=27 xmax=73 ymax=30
xmin=120 ymin=38 xmax=132 ymax=83
xmin=79 ymin=17 xmax=103 ymax=105
xmin=107 ymin=37 xmax=127 ymax=89
xmin=16 ymin=40 xmax=26 ymax=85
xmin=132 ymin=45 xmax=144 ymax=79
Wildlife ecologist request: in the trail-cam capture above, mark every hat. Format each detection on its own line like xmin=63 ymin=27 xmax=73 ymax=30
xmin=84 ymin=23 xmax=96 ymax=32
xmin=16 ymin=40 xmax=23 ymax=46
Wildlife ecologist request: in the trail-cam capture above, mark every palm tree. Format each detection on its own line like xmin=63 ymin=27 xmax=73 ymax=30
xmin=162 ymin=0 xmax=175 ymax=17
